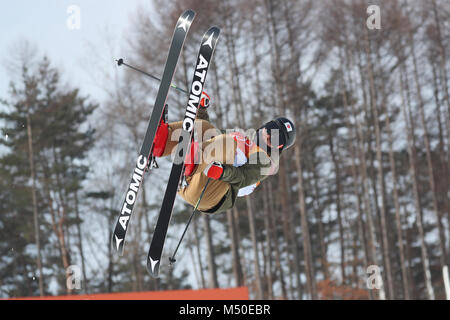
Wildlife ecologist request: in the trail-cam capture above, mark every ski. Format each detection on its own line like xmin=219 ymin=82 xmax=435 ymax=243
xmin=111 ymin=9 xmax=195 ymax=256
xmin=147 ymin=26 xmax=221 ymax=277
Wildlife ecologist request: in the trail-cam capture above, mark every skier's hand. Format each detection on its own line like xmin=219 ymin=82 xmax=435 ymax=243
xmin=203 ymin=161 xmax=224 ymax=180
xmin=200 ymin=91 xmax=210 ymax=108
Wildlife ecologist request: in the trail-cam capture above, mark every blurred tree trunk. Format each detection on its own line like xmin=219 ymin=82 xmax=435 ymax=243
xmin=402 ymin=205 xmax=415 ymax=299
xmin=51 ymin=147 xmax=72 ymax=295
xmin=203 ymin=214 xmax=218 ymax=288
xmin=267 ymin=181 xmax=288 ymax=299
xmin=384 ymin=97 xmax=410 ymax=299
xmin=409 ymin=32 xmax=448 ymax=271
xmin=73 ymin=188 xmax=89 ymax=294
xmin=311 ymin=163 xmax=330 ymax=280
xmin=226 ymin=209 xmax=244 ymax=287
xmin=375 ymin=39 xmax=410 ymax=299
xmin=276 ymin=171 xmax=296 ymax=297
xmin=26 ymin=113 xmax=44 ymax=297
xmin=214 ymin=46 xmax=241 ymax=288
xmin=354 ymin=39 xmax=385 ymax=299
xmin=328 ymin=134 xmax=346 ymax=285
xmin=399 ymin=68 xmax=435 ymax=300
xmin=107 ymin=194 xmax=115 ymax=293
xmin=430 ymin=61 xmax=450 ymax=238
xmin=431 ymin=0 xmax=450 ymax=121
xmin=350 ymin=226 xmax=359 ymax=288
xmin=246 ymin=197 xmax=264 ymax=299
xmin=363 ymin=29 xmax=394 ymax=299
xmin=233 ymin=207 xmax=249 ymax=286
xmin=193 ymin=218 xmax=206 ymax=288
xmin=188 ymin=243 xmax=201 ymax=289
xmin=250 ymin=9 xmax=273 ymax=297
xmin=211 ymin=61 xmax=226 ymax=129
xmin=260 ymin=232 xmax=268 ymax=299
xmin=278 ymin=161 xmax=302 ymax=299
xmin=249 ymin=10 xmax=264 ymax=124
xmin=339 ymin=53 xmax=372 ymax=296
xmin=294 ymin=143 xmax=317 ymax=299
xmin=264 ymin=0 xmax=301 ymax=297
xmin=222 ymin=0 xmax=245 ymax=127
xmin=262 ymin=185 xmax=274 ymax=299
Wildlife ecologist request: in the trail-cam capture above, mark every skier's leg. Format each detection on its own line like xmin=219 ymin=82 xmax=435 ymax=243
xmin=178 ymin=120 xmax=230 ymax=211
xmin=183 ymin=119 xmax=221 ymax=174
xmin=178 ymin=169 xmax=229 ymax=212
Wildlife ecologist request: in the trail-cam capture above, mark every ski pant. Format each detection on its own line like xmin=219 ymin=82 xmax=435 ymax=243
xmin=159 ymin=120 xmax=236 ymax=212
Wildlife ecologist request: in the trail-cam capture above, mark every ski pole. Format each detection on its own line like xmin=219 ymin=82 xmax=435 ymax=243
xmin=169 ymin=178 xmax=212 ymax=266
xmin=116 ymin=58 xmax=189 ymax=95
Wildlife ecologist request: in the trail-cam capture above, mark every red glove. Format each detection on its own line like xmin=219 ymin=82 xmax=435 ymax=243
xmin=200 ymin=91 xmax=210 ymax=108
xmin=203 ymin=161 xmax=224 ymax=180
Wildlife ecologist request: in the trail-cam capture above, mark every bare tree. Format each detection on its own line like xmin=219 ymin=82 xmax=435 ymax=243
xmin=294 ymin=143 xmax=317 ymax=299
xmin=399 ymin=69 xmax=435 ymax=300
xmin=26 ymin=113 xmax=44 ymax=296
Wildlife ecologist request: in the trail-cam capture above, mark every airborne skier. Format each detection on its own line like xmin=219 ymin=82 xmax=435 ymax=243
xmin=111 ymin=12 xmax=294 ymax=275
xmin=146 ymin=26 xmax=220 ymax=276
xmin=111 ymin=9 xmax=196 ymax=257
xmin=151 ymin=105 xmax=296 ymax=214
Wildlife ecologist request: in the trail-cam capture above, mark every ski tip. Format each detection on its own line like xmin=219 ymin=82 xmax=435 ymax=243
xmin=205 ymin=26 xmax=220 ymax=38
xmin=182 ymin=9 xmax=196 ymax=19
xmin=147 ymin=256 xmax=161 ymax=278
xmin=201 ymin=27 xmax=220 ymax=50
xmin=176 ymin=10 xmax=196 ymax=33
xmin=111 ymin=233 xmax=125 ymax=256
xmin=113 ymin=246 xmax=124 ymax=257
xmin=208 ymin=26 xmax=220 ymax=33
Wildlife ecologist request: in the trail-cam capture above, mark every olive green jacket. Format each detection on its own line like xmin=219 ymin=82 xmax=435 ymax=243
xmin=202 ymin=146 xmax=279 ymax=214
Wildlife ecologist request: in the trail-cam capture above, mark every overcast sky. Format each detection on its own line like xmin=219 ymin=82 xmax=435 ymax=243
xmin=0 ymin=0 xmax=152 ymax=102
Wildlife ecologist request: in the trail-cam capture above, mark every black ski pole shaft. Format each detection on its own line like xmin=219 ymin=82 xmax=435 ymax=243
xmin=169 ymin=178 xmax=211 ymax=265
xmin=116 ymin=58 xmax=189 ymax=95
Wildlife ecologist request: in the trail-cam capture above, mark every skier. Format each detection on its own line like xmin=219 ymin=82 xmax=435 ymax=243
xmin=151 ymin=100 xmax=296 ymax=214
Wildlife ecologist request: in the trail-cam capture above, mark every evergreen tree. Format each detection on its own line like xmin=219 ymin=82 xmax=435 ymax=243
xmin=0 ymin=55 xmax=96 ymax=296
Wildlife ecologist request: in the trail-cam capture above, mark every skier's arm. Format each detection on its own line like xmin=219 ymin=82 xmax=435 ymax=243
xmin=219 ymin=151 xmax=272 ymax=187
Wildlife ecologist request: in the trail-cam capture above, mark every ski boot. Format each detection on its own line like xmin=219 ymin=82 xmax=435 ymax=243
xmin=149 ymin=104 xmax=169 ymax=170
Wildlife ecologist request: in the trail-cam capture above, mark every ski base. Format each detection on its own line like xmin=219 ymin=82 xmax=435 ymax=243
xmin=111 ymin=9 xmax=196 ymax=256
xmin=146 ymin=26 xmax=221 ymax=278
